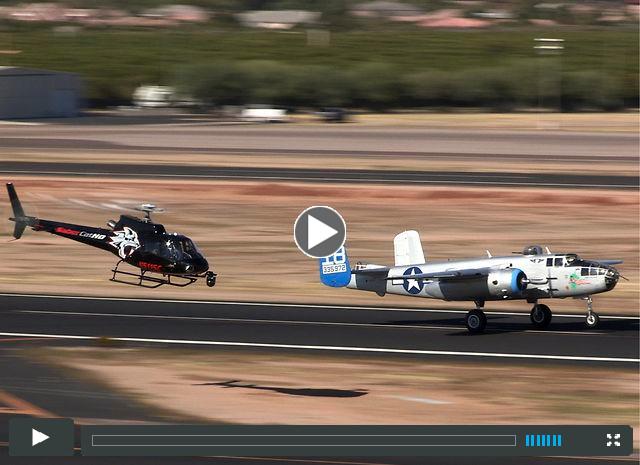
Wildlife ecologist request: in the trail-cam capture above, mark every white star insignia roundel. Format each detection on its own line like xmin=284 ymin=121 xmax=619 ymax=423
xmin=407 ymin=269 xmax=421 ymax=290
xmin=402 ymin=266 xmax=424 ymax=294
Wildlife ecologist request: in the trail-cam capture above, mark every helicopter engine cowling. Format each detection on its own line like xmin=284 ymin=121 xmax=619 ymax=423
xmin=487 ymin=268 xmax=528 ymax=298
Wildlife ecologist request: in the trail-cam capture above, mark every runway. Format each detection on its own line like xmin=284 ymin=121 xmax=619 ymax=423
xmin=0 ymin=162 xmax=636 ymax=189
xmin=1 ymin=124 xmax=637 ymax=158
xmin=0 ymin=294 xmax=637 ymax=464
xmin=0 ymin=294 xmax=637 ymax=365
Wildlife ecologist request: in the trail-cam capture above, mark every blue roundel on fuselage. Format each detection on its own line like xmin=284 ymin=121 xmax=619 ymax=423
xmin=403 ymin=266 xmax=424 ymax=294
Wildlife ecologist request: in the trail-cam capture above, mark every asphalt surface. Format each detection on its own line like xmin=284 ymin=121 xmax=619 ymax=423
xmin=1 ymin=123 xmax=638 ymax=158
xmin=0 ymin=294 xmax=637 ymax=365
xmin=0 ymin=161 xmax=636 ymax=189
xmin=1 ymin=136 xmax=637 ymax=163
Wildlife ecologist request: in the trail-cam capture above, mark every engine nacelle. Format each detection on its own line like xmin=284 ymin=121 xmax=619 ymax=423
xmin=487 ymin=268 xmax=528 ymax=298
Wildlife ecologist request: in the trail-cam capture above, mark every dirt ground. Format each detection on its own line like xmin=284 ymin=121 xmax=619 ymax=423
xmin=0 ymin=177 xmax=637 ymax=315
xmin=5 ymin=111 xmax=637 ymax=132
xmin=37 ymin=347 xmax=640 ymax=437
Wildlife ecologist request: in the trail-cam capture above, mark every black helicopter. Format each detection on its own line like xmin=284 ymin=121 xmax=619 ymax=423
xmin=6 ymin=183 xmax=217 ymax=288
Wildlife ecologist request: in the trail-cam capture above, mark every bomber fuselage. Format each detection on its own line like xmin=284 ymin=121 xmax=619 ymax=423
xmin=349 ymin=253 xmax=619 ymax=302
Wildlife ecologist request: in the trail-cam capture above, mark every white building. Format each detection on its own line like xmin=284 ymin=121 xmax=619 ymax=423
xmin=0 ymin=67 xmax=83 ymax=118
xmin=235 ymin=10 xmax=320 ymax=29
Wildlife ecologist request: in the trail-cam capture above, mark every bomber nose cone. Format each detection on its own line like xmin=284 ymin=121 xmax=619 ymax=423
xmin=605 ymin=267 xmax=619 ymax=290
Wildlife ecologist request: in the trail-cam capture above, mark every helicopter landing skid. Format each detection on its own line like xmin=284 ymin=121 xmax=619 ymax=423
xmin=110 ymin=261 xmax=200 ymax=288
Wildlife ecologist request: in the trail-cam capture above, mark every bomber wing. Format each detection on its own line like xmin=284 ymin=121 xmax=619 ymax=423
xmin=385 ymin=267 xmax=491 ymax=281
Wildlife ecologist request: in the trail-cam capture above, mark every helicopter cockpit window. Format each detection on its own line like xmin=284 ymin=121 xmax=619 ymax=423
xmin=180 ymin=239 xmax=197 ymax=255
xmin=156 ymin=236 xmax=202 ymax=261
xmin=157 ymin=239 xmax=181 ymax=261
xmin=174 ymin=237 xmax=202 ymax=258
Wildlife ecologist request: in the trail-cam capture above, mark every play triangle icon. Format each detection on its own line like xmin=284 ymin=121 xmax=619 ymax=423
xmin=307 ymin=214 xmax=338 ymax=249
xmin=32 ymin=428 xmax=49 ymax=447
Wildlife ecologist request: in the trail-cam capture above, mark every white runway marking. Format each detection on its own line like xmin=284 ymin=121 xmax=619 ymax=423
xmin=0 ymin=121 xmax=44 ymax=126
xmin=17 ymin=310 xmax=604 ymax=336
xmin=1 ymin=293 xmax=637 ymax=320
xmin=0 ymin=331 xmax=637 ymax=363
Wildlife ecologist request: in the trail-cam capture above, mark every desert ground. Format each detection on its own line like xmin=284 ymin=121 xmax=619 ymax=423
xmin=0 ymin=177 xmax=637 ymax=315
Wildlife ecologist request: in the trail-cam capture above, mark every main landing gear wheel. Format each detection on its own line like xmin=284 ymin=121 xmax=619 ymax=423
xmin=585 ymin=312 xmax=600 ymax=328
xmin=465 ymin=309 xmax=487 ymax=334
xmin=530 ymin=304 xmax=552 ymax=329
xmin=206 ymin=271 xmax=217 ymax=287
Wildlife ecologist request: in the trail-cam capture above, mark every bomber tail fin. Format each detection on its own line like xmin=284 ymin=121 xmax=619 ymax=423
xmin=6 ymin=183 xmax=36 ymax=239
xmin=393 ymin=230 xmax=425 ymax=266
xmin=319 ymin=246 xmax=352 ymax=287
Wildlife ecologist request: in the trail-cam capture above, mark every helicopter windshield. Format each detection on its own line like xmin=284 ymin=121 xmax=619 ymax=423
xmin=177 ymin=238 xmax=201 ymax=257
xmin=148 ymin=235 xmax=203 ymax=262
xmin=162 ymin=237 xmax=201 ymax=259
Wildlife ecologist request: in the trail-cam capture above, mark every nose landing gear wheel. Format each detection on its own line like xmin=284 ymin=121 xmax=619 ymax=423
xmin=206 ymin=271 xmax=217 ymax=287
xmin=465 ymin=309 xmax=487 ymax=334
xmin=583 ymin=296 xmax=599 ymax=329
xmin=530 ymin=304 xmax=552 ymax=329
xmin=585 ymin=312 xmax=599 ymax=328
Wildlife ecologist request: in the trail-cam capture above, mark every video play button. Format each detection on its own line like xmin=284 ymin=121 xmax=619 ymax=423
xmin=9 ymin=418 xmax=74 ymax=456
xmin=294 ymin=206 xmax=346 ymax=258
xmin=32 ymin=428 xmax=49 ymax=446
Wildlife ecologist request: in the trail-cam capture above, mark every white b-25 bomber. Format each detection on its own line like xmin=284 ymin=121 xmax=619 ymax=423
xmin=319 ymin=231 xmax=623 ymax=333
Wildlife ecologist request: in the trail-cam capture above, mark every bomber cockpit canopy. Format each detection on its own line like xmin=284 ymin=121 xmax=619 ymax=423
xmin=565 ymin=253 xmax=581 ymax=265
xmin=522 ymin=245 xmax=544 ymax=256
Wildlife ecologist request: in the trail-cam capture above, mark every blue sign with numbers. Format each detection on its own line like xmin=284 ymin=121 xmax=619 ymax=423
xmin=319 ymin=246 xmax=351 ymax=287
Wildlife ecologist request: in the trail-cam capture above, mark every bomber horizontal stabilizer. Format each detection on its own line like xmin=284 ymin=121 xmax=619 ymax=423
xmin=594 ymin=259 xmax=623 ymax=265
xmin=352 ymin=267 xmax=390 ymax=275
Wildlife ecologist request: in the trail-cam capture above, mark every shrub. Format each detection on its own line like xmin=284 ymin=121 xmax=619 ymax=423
xmin=562 ymin=71 xmax=624 ymax=111
xmin=404 ymin=70 xmax=453 ymax=107
xmin=174 ymin=62 xmax=252 ymax=106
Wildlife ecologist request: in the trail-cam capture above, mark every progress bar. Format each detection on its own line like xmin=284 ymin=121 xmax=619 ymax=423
xmin=79 ymin=425 xmax=633 ymax=457
xmin=91 ymin=433 xmax=516 ymax=448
